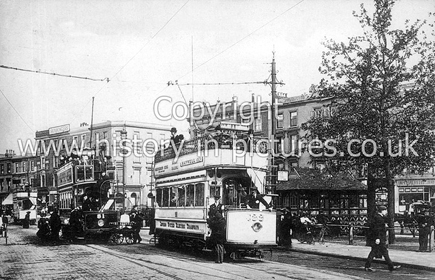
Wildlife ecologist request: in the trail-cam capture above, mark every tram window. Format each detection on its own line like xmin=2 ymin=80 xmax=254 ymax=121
xmin=162 ymin=188 xmax=169 ymax=207
xmin=177 ymin=186 xmax=186 ymax=207
xmin=170 ymin=187 xmax=177 ymax=207
xmin=195 ymin=183 xmax=204 ymax=206
xmin=186 ymin=184 xmax=194 ymax=206
xmin=210 ymin=186 xmax=220 ymax=198
xmin=156 ymin=189 xmax=162 ymax=207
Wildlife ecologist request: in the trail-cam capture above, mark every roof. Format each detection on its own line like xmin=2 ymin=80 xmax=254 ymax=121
xmin=276 ymin=168 xmax=367 ymax=191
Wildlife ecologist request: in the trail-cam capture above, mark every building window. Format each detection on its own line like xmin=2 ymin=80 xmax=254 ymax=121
xmin=7 ymin=163 xmax=11 ymax=173
xmin=276 ymin=136 xmax=283 ymax=153
xmin=313 ymin=108 xmax=322 ymax=118
xmin=103 ymin=131 xmax=108 ymax=139
xmin=15 ymin=163 xmax=19 ymax=173
xmin=0 ymin=164 xmax=4 ymax=174
xmin=31 ymin=161 xmax=35 ymax=171
xmin=290 ymin=111 xmax=298 ymax=127
xmin=277 ymin=113 xmax=283 ymax=129
xmin=254 ymin=117 xmax=262 ymax=132
xmin=289 ymin=134 xmax=298 ymax=154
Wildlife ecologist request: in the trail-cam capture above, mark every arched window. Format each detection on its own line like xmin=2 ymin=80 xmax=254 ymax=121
xmin=130 ymin=192 xmax=137 ymax=206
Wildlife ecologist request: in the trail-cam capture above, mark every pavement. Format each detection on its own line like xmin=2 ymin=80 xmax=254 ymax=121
xmin=138 ymin=227 xmax=435 ymax=272
xmin=288 ymin=238 xmax=435 ymax=272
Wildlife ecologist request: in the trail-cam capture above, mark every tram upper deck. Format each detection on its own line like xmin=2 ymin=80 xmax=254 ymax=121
xmin=154 ymin=133 xmax=270 ymax=179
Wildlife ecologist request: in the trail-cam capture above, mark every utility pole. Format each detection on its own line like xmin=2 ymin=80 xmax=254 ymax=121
xmin=266 ymin=52 xmax=284 ymax=194
xmin=121 ymin=126 xmax=127 ymax=210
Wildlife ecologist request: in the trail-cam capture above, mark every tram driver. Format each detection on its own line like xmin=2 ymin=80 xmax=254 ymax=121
xmin=209 ymin=195 xmax=223 ymax=219
xmin=246 ymin=187 xmax=271 ymax=210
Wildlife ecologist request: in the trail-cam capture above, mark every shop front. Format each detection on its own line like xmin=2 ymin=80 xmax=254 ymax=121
xmin=395 ymin=177 xmax=435 ymax=213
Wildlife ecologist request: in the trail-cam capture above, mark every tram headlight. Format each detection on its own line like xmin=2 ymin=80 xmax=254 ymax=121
xmin=98 ymin=219 xmax=104 ymax=227
xmin=97 ymin=214 xmax=102 ymax=219
xmin=251 ymin=222 xmax=263 ymax=232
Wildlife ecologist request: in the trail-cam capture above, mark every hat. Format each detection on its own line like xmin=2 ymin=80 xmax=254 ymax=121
xmin=214 ymin=195 xmax=221 ymax=199
xmin=378 ymin=206 xmax=387 ymax=211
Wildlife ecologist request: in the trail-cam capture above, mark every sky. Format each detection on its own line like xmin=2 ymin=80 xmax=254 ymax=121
xmin=0 ymin=0 xmax=433 ymax=154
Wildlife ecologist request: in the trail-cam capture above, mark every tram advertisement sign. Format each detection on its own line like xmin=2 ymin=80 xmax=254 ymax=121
xmin=155 ymin=155 xmax=204 ymax=176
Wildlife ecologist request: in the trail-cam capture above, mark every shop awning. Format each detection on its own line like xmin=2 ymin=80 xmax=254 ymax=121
xmin=277 ymin=168 xmax=367 ymax=191
xmin=29 ymin=197 xmax=37 ymax=205
xmin=1 ymin=193 xmax=13 ymax=205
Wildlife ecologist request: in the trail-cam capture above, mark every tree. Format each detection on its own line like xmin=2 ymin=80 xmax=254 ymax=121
xmin=302 ymin=0 xmax=435 ymax=243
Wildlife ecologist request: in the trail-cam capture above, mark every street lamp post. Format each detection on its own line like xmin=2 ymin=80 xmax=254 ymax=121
xmin=121 ymin=127 xmax=127 ymax=210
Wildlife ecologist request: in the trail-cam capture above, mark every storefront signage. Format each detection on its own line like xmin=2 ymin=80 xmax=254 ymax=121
xmin=49 ymin=124 xmax=70 ymax=135
xmin=396 ymin=179 xmax=435 ymax=186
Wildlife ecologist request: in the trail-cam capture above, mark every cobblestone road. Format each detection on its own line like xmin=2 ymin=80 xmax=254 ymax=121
xmin=2 ymin=225 xmax=433 ymax=280
xmin=0 ymin=225 xmax=366 ymax=280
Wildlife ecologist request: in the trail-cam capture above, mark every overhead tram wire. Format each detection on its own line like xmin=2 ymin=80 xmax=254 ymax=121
xmin=172 ymin=81 xmax=268 ymax=86
xmin=0 ymin=65 xmax=109 ymax=82
xmin=0 ymin=88 xmax=34 ymax=132
xmin=175 ymin=0 xmax=305 ymax=82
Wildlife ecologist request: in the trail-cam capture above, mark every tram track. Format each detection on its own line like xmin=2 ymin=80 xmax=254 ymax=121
xmin=85 ymin=243 xmax=366 ymax=280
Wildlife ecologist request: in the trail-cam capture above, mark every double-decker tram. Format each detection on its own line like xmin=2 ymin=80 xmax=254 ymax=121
xmin=55 ymin=153 xmax=118 ymax=243
xmin=153 ymin=124 xmax=277 ymax=259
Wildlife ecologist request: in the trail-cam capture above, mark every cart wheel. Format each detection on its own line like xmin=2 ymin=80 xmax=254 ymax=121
xmin=115 ymin=234 xmax=124 ymax=245
xmin=125 ymin=235 xmax=134 ymax=245
xmin=108 ymin=233 xmax=118 ymax=245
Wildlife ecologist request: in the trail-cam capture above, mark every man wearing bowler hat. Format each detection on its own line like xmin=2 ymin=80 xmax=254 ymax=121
xmin=364 ymin=205 xmax=400 ymax=272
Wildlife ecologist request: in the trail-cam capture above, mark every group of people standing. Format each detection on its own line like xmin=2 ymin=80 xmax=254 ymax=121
xmin=37 ymin=209 xmax=62 ymax=242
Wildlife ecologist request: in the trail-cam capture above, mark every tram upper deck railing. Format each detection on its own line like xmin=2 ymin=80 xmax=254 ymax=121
xmin=154 ymin=135 xmax=268 ymax=163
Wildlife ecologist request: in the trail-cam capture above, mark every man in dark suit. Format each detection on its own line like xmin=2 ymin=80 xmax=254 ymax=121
xmin=246 ymin=187 xmax=270 ymax=210
xmin=209 ymin=195 xmax=223 ymax=219
xmin=364 ymin=206 xmax=400 ymax=272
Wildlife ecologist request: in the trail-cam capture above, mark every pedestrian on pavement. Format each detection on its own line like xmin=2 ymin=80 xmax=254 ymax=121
xmin=209 ymin=211 xmax=226 ymax=263
xmin=364 ymin=206 xmax=400 ymax=272
xmin=417 ymin=214 xmax=430 ymax=252
xmin=130 ymin=207 xmax=143 ymax=244
xmin=280 ymin=209 xmax=293 ymax=248
xmin=69 ymin=206 xmax=84 ymax=241
xmin=2 ymin=213 xmax=8 ymax=226
xmin=22 ymin=211 xmax=31 ymax=228
xmin=37 ymin=212 xmax=51 ymax=241
xmin=1 ymin=213 xmax=8 ymax=237
xmin=49 ymin=209 xmax=62 ymax=241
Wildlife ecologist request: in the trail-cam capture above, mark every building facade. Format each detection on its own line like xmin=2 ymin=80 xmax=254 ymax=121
xmin=0 ymin=150 xmax=40 ymax=216
xmin=34 ymin=120 xmax=171 ymax=210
